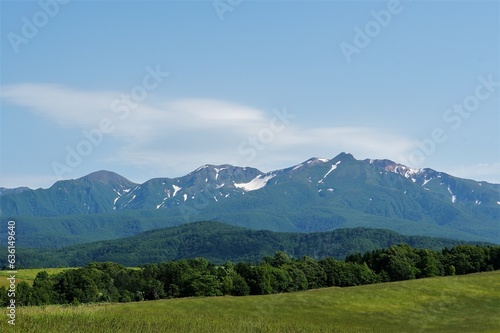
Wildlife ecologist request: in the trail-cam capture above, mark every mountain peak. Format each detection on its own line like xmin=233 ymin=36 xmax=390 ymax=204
xmin=306 ymin=157 xmax=330 ymax=163
xmin=78 ymin=170 xmax=135 ymax=186
xmin=334 ymin=152 xmax=355 ymax=161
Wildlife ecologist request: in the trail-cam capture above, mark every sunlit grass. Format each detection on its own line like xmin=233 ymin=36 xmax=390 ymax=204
xmin=1 ymin=271 xmax=499 ymax=333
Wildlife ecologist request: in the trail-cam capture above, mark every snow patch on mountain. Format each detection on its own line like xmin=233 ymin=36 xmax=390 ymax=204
xmin=112 ymin=188 xmax=132 ymax=210
xmin=391 ymin=165 xmax=423 ymax=182
xmin=293 ymin=158 xmax=330 ymax=172
xmin=234 ymin=174 xmax=275 ymax=191
xmin=124 ymin=194 xmax=136 ymax=206
xmin=156 ymin=192 xmax=171 ymax=209
xmin=318 ymin=161 xmax=341 ymax=184
xmin=307 ymin=157 xmax=329 ymax=164
xmin=447 ymin=186 xmax=457 ymax=204
xmin=422 ymin=178 xmax=432 ymax=186
xmin=213 ymin=167 xmax=229 ymax=180
xmin=113 ymin=197 xmax=120 ymax=209
xmin=112 ymin=190 xmax=121 ymax=210
xmin=194 ymin=165 xmax=209 ymax=172
xmin=172 ymin=185 xmax=181 ymax=197
xmin=372 ymin=160 xmax=427 ymax=184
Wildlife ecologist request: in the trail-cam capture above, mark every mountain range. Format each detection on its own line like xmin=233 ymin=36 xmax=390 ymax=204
xmin=1 ymin=153 xmax=499 ymax=246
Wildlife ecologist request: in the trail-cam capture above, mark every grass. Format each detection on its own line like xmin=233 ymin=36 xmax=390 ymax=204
xmin=1 ymin=271 xmax=499 ymax=333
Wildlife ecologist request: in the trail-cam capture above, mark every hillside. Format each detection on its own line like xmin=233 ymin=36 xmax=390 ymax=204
xmin=2 ymin=271 xmax=499 ymax=333
xmin=10 ymin=221 xmax=489 ymax=268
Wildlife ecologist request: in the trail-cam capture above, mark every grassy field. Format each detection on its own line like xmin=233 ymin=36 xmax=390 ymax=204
xmin=0 ymin=268 xmax=74 ymax=288
xmin=1 ymin=271 xmax=499 ymax=333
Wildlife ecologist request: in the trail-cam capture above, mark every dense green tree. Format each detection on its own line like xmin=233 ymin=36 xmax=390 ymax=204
xmin=52 ymin=267 xmax=117 ymax=303
xmin=490 ymin=247 xmax=500 ymax=270
xmin=264 ymin=251 xmax=293 ymax=268
xmin=319 ymin=258 xmax=356 ymax=287
xmin=350 ymin=262 xmax=378 ymax=285
xmin=16 ymin=281 xmax=34 ymax=306
xmin=443 ymin=245 xmax=489 ymax=275
xmin=32 ymin=271 xmax=55 ymax=305
xmin=283 ymin=264 xmax=308 ymax=291
xmin=157 ymin=260 xmax=192 ymax=298
xmin=256 ymin=264 xmax=274 ymax=295
xmin=416 ymin=249 xmax=442 ymax=278
xmin=237 ymin=262 xmax=273 ymax=295
xmin=185 ymin=273 xmax=222 ymax=297
xmin=269 ymin=267 xmax=293 ymax=293
xmin=142 ymin=279 xmax=164 ymax=300
xmin=230 ymin=273 xmax=250 ymax=296
xmin=296 ymin=256 xmax=326 ymax=289
xmin=365 ymin=244 xmax=420 ymax=281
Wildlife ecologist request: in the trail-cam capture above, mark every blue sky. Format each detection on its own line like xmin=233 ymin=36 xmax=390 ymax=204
xmin=1 ymin=0 xmax=499 ymax=188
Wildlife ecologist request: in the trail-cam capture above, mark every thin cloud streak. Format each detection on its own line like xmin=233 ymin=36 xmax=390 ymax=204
xmin=1 ymin=83 xmax=432 ymax=186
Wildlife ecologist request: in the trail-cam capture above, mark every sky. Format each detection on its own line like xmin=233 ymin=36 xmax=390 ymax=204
xmin=0 ymin=0 xmax=499 ymax=189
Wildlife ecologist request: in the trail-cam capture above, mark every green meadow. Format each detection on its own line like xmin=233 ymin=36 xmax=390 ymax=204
xmin=1 ymin=271 xmax=499 ymax=333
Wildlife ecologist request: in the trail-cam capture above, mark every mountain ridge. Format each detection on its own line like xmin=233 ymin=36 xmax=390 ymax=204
xmin=1 ymin=152 xmax=498 ymax=244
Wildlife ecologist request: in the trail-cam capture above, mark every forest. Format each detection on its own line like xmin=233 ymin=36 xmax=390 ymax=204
xmin=1 ymin=243 xmax=499 ymax=306
xmin=8 ymin=222 xmax=490 ymax=268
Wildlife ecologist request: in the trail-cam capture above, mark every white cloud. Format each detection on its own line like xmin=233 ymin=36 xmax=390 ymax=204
xmin=1 ymin=83 xmax=421 ymax=183
xmin=169 ymin=99 xmax=264 ymax=122
xmin=0 ymin=83 xmax=268 ymax=139
xmin=0 ymin=83 xmax=114 ymax=127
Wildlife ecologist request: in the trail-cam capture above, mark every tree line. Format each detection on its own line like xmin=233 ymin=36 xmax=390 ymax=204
xmin=1 ymin=244 xmax=499 ymax=306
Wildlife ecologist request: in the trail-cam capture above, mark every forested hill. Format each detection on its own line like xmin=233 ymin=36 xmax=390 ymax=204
xmin=11 ymin=221 xmax=489 ymax=268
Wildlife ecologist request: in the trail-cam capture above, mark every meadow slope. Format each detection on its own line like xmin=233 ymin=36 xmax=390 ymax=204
xmin=1 ymin=271 xmax=499 ymax=333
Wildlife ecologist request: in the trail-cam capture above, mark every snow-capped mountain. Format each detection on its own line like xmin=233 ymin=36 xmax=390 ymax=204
xmin=1 ymin=153 xmax=498 ymax=244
